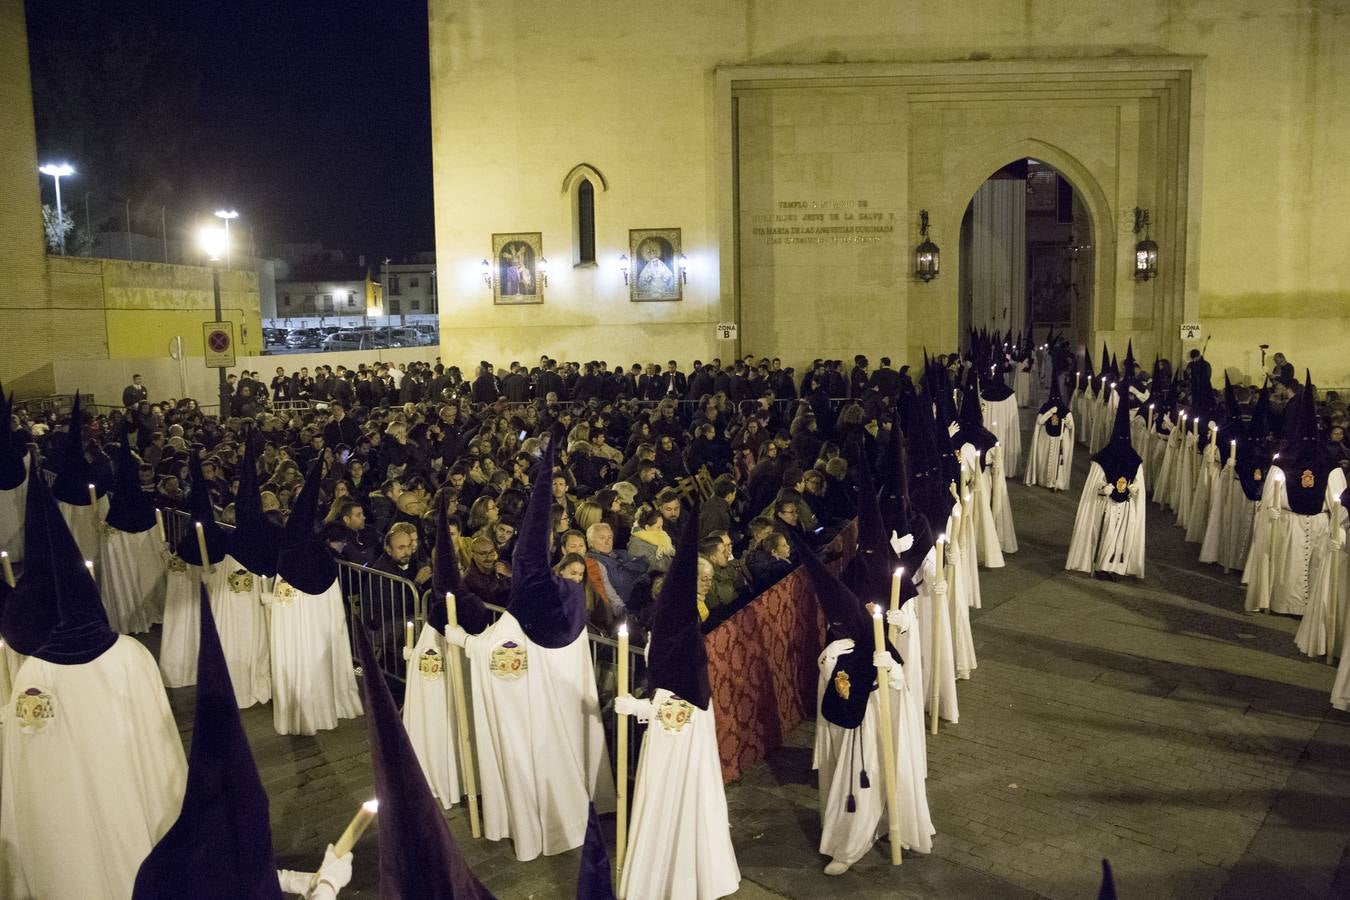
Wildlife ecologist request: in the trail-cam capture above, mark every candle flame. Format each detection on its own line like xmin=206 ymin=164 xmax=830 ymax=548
xmin=618 ymin=621 xmax=629 ymax=638
xmin=894 ymin=567 xmax=904 ymax=578
xmin=362 ymin=799 xmax=379 ymax=813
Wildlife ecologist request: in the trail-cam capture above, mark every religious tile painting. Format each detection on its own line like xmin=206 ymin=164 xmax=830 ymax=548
xmin=492 ymin=232 xmax=544 ymax=305
xmin=629 ymin=227 xmax=682 ymax=302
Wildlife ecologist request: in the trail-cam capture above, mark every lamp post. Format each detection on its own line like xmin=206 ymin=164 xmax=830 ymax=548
xmin=199 ymin=223 xmax=230 ymax=414
xmin=214 ymin=209 xmax=239 ymax=269
xmin=39 ymin=163 xmax=75 ymax=255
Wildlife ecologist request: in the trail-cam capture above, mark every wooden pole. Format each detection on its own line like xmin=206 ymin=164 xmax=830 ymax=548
xmin=445 ymin=592 xmax=481 ymax=838
xmin=887 ymin=568 xmax=903 ymax=647
xmin=615 ymin=621 xmax=630 ymax=881
xmin=869 ymin=604 xmax=903 ymax=865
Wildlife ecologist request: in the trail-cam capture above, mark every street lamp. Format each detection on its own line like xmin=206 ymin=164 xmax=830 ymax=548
xmin=214 ymin=209 xmax=239 ymax=268
xmin=39 ymin=163 xmax=75 ymax=255
xmin=198 ymin=223 xmax=230 ymax=413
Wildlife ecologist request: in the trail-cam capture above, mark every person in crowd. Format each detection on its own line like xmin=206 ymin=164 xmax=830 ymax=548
xmin=123 ymin=373 xmax=149 ymax=408
xmin=586 ymin=521 xmax=650 ymax=611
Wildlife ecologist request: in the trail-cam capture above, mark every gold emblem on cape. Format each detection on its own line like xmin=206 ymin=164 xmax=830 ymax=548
xmin=833 ymin=670 xmax=852 ymax=700
xmin=15 ymin=688 xmax=54 ymax=735
xmin=657 ymin=696 xmax=695 ymax=734
xmin=418 ymin=648 xmax=443 ymax=680
xmin=273 ymin=582 xmax=299 ymax=606
xmin=1253 ymin=468 xmax=1263 ymax=482
xmin=98 ymin=522 xmax=121 ymax=536
xmin=167 ymin=555 xmax=188 ymax=574
xmin=227 ymin=570 xmax=255 ymax=593
xmin=1049 ymin=413 xmax=1059 ymax=427
xmin=1300 ymin=469 xmax=1314 ymax=489
xmin=1115 ymin=476 xmax=1128 ymax=494
xmin=489 ymin=641 xmax=528 ymax=679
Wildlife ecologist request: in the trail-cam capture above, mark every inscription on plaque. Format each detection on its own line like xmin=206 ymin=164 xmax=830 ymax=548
xmin=748 ymin=200 xmax=896 ymax=245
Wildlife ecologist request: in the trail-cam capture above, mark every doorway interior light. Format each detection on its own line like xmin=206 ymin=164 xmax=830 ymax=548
xmin=1132 ymin=207 xmax=1158 ymax=282
xmin=914 ymin=209 xmax=940 ymax=282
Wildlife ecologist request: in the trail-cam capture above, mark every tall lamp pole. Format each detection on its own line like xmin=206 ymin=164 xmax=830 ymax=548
xmin=214 ymin=209 xmax=239 ymax=268
xmin=199 ymin=223 xmax=231 ymax=415
xmin=39 ymin=163 xmax=75 ymax=255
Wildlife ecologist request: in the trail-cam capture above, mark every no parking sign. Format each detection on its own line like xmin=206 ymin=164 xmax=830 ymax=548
xmin=203 ymin=321 xmax=236 ymax=368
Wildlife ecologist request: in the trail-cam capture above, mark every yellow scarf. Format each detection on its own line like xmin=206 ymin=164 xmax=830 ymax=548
xmin=631 ymin=526 xmax=675 ymax=557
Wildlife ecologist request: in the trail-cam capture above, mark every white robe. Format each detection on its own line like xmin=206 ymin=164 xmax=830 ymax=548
xmin=1184 ymin=436 xmax=1221 ymax=544
xmin=1200 ymin=462 xmax=1257 ymax=572
xmin=1296 ymin=509 xmax=1348 ymax=659
xmin=1145 ymin=425 xmax=1171 ymax=493
xmin=458 ymin=612 xmax=615 ymax=861
xmin=0 ymin=458 xmax=28 ymax=562
xmin=0 ymin=637 xmax=188 ymax=900
xmin=987 ymin=444 xmax=1018 ymax=555
xmin=1155 ymin=425 xmax=1183 ymax=508
xmin=981 ymin=395 xmax=1021 ymax=477
xmin=889 ymin=602 xmax=927 ymax=777
xmin=267 ymin=576 xmax=363 ymax=735
xmin=96 ymin=524 xmax=166 ymax=634
xmin=401 ymin=622 xmax=462 ymax=809
xmin=157 ymin=559 xmax=202 ymax=688
xmin=1024 ymin=410 xmax=1075 ymax=492
xmin=1065 ymin=462 xmax=1147 ymax=578
xmin=959 ymin=445 xmax=1006 ymax=568
xmin=620 ymin=692 xmax=740 ymax=900
xmin=813 ymin=639 xmax=934 ymax=867
xmin=57 ymin=495 xmax=110 ymax=571
xmin=1243 ymin=467 xmax=1347 ymax=616
xmin=1328 ymin=538 xmax=1350 ymax=709
xmin=945 ymin=537 xmax=979 ymax=679
xmin=912 ymin=546 xmax=959 ymax=723
xmin=1088 ymin=392 xmax=1116 ymax=455
xmin=212 ymin=562 xmax=272 ymax=708
xmin=1013 ymin=366 xmax=1035 ymax=408
xmin=1174 ymin=431 xmax=1200 ymax=530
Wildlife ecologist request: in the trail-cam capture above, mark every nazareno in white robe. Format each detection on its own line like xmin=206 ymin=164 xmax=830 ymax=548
xmin=959 ymin=444 xmax=1010 ymax=566
xmin=1024 ymin=409 xmax=1075 ymax=492
xmin=211 ymin=561 xmax=272 ymax=708
xmin=1145 ymin=420 xmax=1172 ymax=493
xmin=266 ymin=574 xmax=362 ymax=735
xmin=457 ymin=611 xmax=615 ymax=862
xmin=1065 ymin=462 xmax=1147 ymax=578
xmin=1089 ymin=390 xmax=1116 ymax=455
xmin=401 ymin=621 xmax=463 ymax=809
xmin=813 ymin=639 xmax=934 ymax=867
xmin=1296 ymin=505 xmax=1348 ymax=659
xmin=57 ymin=494 xmax=110 ymax=572
xmin=1155 ymin=422 xmax=1183 ymax=508
xmin=981 ymin=394 xmax=1021 ymax=477
xmin=0 ymin=636 xmax=187 ymax=900
xmin=96 ymin=522 xmax=167 ymax=634
xmin=1327 ymin=534 xmax=1350 ymax=710
xmin=1012 ymin=365 xmax=1035 ymax=408
xmin=1174 ymin=429 xmax=1200 ymax=530
xmin=1243 ymin=466 xmax=1347 ymax=617
xmin=1199 ymin=458 xmax=1257 ymax=572
xmin=1184 ymin=431 xmax=1221 ymax=544
xmin=912 ymin=544 xmax=959 ymax=723
xmin=620 ymin=689 xmax=740 ymax=900
xmin=0 ymin=457 xmax=28 ymax=562
xmin=157 ymin=556 xmax=203 ymax=687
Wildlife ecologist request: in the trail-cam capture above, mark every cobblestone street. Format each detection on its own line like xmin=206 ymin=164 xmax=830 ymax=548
xmin=154 ymin=416 xmax=1350 ymax=898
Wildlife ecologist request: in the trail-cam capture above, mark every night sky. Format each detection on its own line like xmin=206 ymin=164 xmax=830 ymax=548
xmin=24 ymin=0 xmax=434 ymax=261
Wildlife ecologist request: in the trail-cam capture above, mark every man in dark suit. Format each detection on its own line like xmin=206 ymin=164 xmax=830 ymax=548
xmin=322 ymin=402 xmax=360 ymax=447
xmin=471 ymin=361 xmax=500 ymax=403
xmin=661 ymin=360 xmax=687 ymax=399
xmin=122 ymin=374 xmax=148 ymax=408
xmin=869 ymin=356 xmax=902 ymax=399
xmin=502 ymin=362 xmax=530 ymax=403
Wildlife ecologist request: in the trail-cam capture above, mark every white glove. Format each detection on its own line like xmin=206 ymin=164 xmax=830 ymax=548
xmin=1268 ymin=507 xmax=1283 ymax=522
xmin=276 ymin=870 xmax=314 ymax=896
xmin=885 ymin=608 xmax=907 ymax=630
xmin=872 ymin=651 xmax=895 ymax=670
xmin=315 ymin=844 xmax=353 ymax=895
xmin=444 ymin=624 xmax=469 ymax=647
xmin=1098 ymin=482 xmax=1114 ymax=497
xmin=1332 ymin=528 xmax=1347 ymax=552
xmin=402 ymin=646 xmax=413 ymax=661
xmin=1128 ymin=482 xmax=1141 ymax=497
xmin=615 ymin=693 xmax=655 ymax=722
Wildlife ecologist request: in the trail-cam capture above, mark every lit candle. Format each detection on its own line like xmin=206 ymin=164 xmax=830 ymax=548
xmin=194 ymin=520 xmax=213 ymax=575
xmin=87 ymin=483 xmax=98 ymax=509
xmin=332 ymin=799 xmax=379 ymax=856
xmin=1 ymin=551 xmax=13 ymax=588
xmin=615 ymin=620 xmax=631 ymax=879
xmin=84 ymin=559 xmax=94 ymax=579
xmin=1147 ymin=403 xmax=1154 ymax=429
xmin=935 ymin=534 xmax=946 ymax=577
xmin=889 ymin=568 xmax=903 ymax=610
xmin=1230 ymin=439 xmax=1237 ymax=456
xmin=405 ymin=619 xmax=414 ymax=651
xmin=154 ymin=507 xmax=166 ymax=543
xmin=869 ymin=603 xmax=903 ymax=865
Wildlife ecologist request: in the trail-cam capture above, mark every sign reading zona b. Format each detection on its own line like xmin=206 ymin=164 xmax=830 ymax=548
xmin=203 ymin=321 xmax=236 ymax=368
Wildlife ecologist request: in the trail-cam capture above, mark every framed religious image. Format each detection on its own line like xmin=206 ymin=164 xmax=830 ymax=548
xmin=629 ymin=228 xmax=682 ymax=302
xmin=492 ymin=232 xmax=544 ymax=305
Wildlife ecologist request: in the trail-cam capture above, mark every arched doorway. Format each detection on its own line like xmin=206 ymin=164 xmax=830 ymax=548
xmin=957 ymin=158 xmax=1094 ymax=347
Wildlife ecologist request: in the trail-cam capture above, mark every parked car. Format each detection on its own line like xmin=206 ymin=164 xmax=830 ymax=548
xmin=285 ymin=329 xmax=324 ymax=349
xmin=387 ymin=327 xmax=431 ymax=347
xmin=323 ymin=332 xmax=379 ymax=352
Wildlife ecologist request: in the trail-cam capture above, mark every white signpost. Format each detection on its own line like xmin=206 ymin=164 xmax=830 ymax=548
xmin=715 ymin=322 xmax=738 ymax=341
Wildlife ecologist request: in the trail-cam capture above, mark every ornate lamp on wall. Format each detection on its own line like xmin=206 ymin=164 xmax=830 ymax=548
xmin=678 ymin=253 xmax=688 ymax=284
xmin=914 ymin=209 xmax=940 ymax=282
xmin=538 ymin=257 xmax=549 ymax=287
xmin=619 ymin=254 xmax=631 ymax=285
xmin=1132 ymin=207 xmax=1158 ymax=282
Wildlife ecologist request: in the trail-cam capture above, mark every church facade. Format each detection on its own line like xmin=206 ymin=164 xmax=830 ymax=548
xmin=429 ymin=0 xmax=1349 ymax=382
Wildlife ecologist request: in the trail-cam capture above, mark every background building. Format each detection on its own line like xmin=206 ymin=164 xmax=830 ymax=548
xmin=428 ymin=0 xmax=1350 ymax=383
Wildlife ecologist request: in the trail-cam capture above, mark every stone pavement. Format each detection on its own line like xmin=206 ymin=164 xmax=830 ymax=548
xmin=149 ymin=420 xmax=1350 ymax=898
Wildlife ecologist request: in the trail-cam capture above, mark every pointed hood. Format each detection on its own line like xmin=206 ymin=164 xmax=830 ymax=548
xmin=1236 ymin=379 xmax=1273 ymax=503
xmin=903 ymin=390 xmax=955 ymax=543
xmin=1099 ymin=343 xmax=1110 ymax=379
xmin=432 ymin=493 xmax=489 ymax=634
xmin=177 ymin=453 xmax=230 ymax=566
xmin=50 ymin=392 xmax=103 ymax=506
xmin=104 ymin=434 xmax=157 ymax=533
xmin=953 ymin=371 xmax=997 ymax=458
xmin=1279 ymin=371 xmax=1328 ymax=516
xmin=1122 ymin=341 xmax=1137 ymax=381
xmin=845 ymin=455 xmax=902 ymax=610
xmin=0 ymin=383 xmax=26 ymax=491
xmin=576 ymin=803 xmax=617 ymax=900
xmin=1098 ymin=859 xmax=1117 ymax=900
xmin=23 ymin=460 xmax=118 ymax=664
xmin=646 ymin=506 xmax=710 ymax=709
xmin=1090 ymin=383 xmax=1142 ymax=500
xmin=0 ymin=465 xmax=67 ymax=654
xmin=1039 ymin=363 xmax=1070 ymax=438
xmin=505 ymin=439 xmax=585 ymax=648
xmin=133 ymin=585 xmax=283 ymax=900
xmin=354 ymin=623 xmax=496 ymax=900
xmin=229 ymin=441 xmax=281 ymax=577
xmin=275 ymin=460 xmax=338 ymax=594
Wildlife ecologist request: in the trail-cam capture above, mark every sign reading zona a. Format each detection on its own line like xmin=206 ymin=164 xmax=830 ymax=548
xmin=1178 ymin=322 xmax=1202 ymax=341
xmin=203 ymin=321 xmax=236 ymax=368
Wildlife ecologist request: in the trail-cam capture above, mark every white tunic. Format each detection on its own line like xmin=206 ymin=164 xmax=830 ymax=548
xmin=1184 ymin=436 xmax=1221 ymax=544
xmin=958 ymin=444 xmax=1007 ymax=568
xmin=57 ymin=495 xmax=110 ymax=572
xmin=401 ymin=622 xmax=463 ymax=809
xmin=912 ymin=547 xmax=959 ymax=723
xmin=1243 ymin=467 xmax=1347 ymax=616
xmin=211 ymin=562 xmax=272 ymax=708
xmin=981 ymin=394 xmax=1021 ymax=477
xmin=620 ymin=693 xmax=740 ymax=900
xmin=0 ymin=637 xmax=187 ymax=900
xmin=157 ymin=560 xmax=202 ymax=688
xmin=1200 ymin=462 xmax=1257 ymax=573
xmin=459 ymin=612 xmax=614 ymax=861
xmin=267 ymin=576 xmax=362 ymax=735
xmin=1065 ymin=463 xmax=1147 ymax=578
xmin=1024 ymin=410 xmax=1075 ymax=492
xmin=96 ymin=524 xmax=167 ymax=634
xmin=814 ymin=639 xmax=934 ymax=867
